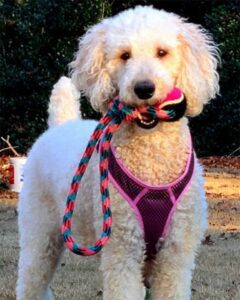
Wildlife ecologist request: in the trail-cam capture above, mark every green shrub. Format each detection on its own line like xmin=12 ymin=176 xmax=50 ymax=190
xmin=0 ymin=0 xmax=239 ymax=156
xmin=190 ymin=2 xmax=240 ymax=156
xmin=0 ymin=0 xmax=111 ymax=153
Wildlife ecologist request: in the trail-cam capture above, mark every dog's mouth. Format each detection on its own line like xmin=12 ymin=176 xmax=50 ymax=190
xmin=136 ymin=113 xmax=159 ymax=129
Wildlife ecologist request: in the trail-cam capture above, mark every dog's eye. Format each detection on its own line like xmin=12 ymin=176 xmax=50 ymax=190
xmin=157 ymin=49 xmax=168 ymax=58
xmin=120 ymin=52 xmax=131 ymax=61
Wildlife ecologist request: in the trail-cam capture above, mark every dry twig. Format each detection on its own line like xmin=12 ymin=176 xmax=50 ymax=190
xmin=1 ymin=136 xmax=20 ymax=157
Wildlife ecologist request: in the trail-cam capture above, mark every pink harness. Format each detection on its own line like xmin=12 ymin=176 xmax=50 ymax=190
xmin=62 ymin=87 xmax=192 ymax=257
xmin=109 ymin=140 xmax=194 ymax=260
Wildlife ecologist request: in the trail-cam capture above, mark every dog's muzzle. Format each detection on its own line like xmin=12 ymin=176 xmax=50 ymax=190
xmin=136 ymin=96 xmax=187 ymax=129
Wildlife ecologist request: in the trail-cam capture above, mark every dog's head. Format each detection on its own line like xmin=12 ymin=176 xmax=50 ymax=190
xmin=70 ymin=6 xmax=219 ymax=117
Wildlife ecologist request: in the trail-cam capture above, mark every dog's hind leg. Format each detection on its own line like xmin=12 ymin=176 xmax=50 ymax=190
xmin=16 ymin=187 xmax=64 ymax=300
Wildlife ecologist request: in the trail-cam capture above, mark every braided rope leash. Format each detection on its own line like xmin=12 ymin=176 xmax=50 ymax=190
xmin=62 ymin=87 xmax=185 ymax=256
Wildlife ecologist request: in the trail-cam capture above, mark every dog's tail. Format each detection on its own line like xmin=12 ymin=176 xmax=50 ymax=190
xmin=47 ymin=76 xmax=81 ymax=127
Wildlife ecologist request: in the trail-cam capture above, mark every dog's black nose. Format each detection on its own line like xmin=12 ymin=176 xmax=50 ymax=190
xmin=134 ymin=80 xmax=155 ymax=100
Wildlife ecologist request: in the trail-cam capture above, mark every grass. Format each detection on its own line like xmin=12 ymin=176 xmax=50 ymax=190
xmin=0 ymin=170 xmax=239 ymax=300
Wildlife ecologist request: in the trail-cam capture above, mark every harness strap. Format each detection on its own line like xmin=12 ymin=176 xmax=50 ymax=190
xmin=108 ymin=142 xmax=195 ymax=260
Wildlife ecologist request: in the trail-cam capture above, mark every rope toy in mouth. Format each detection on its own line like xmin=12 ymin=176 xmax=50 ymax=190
xmin=62 ymin=87 xmax=186 ymax=256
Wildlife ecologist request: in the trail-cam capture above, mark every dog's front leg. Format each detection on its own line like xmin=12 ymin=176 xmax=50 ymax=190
xmin=151 ymin=182 xmax=207 ymax=300
xmin=100 ymin=242 xmax=145 ymax=300
xmin=151 ymin=245 xmax=194 ymax=300
xmin=98 ymin=189 xmax=146 ymax=300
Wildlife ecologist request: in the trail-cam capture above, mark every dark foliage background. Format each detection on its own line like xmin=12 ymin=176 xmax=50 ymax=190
xmin=0 ymin=0 xmax=239 ymax=156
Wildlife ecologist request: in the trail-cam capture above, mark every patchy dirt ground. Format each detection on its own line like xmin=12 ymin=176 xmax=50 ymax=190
xmin=0 ymin=157 xmax=239 ymax=300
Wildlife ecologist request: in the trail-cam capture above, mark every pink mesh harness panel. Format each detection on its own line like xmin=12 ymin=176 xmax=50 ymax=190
xmin=109 ymin=140 xmax=195 ymax=260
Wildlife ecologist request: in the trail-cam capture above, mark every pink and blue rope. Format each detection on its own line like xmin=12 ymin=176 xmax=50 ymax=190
xmin=62 ymin=88 xmax=184 ymax=256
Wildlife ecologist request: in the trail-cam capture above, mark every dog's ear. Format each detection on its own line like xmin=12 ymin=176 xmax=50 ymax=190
xmin=177 ymin=22 xmax=220 ymax=117
xmin=70 ymin=22 xmax=114 ymax=112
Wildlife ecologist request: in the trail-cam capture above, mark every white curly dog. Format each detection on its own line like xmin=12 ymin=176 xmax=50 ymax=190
xmin=17 ymin=6 xmax=219 ymax=300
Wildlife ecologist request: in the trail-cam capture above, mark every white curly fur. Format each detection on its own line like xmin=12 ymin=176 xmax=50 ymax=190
xmin=17 ymin=6 xmax=219 ymax=300
xmin=47 ymin=76 xmax=81 ymax=127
